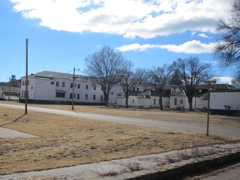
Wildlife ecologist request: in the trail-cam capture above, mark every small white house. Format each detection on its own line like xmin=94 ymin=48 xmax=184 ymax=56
xmin=116 ymin=89 xmax=170 ymax=108
xmin=169 ymin=87 xmax=189 ymax=110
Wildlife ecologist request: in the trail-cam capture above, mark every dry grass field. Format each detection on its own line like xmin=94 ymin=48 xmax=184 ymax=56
xmin=1 ymin=104 xmax=239 ymax=175
xmin=24 ymin=102 xmax=240 ymax=128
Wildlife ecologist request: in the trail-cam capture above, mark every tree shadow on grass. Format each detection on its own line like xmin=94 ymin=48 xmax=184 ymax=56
xmin=0 ymin=114 xmax=26 ymax=127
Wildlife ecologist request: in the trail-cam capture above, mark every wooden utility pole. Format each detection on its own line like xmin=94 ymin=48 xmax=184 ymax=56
xmin=72 ymin=67 xmax=76 ymax=110
xmin=25 ymin=38 xmax=28 ymax=115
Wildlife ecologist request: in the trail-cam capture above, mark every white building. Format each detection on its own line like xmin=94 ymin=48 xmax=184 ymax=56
xmin=211 ymin=91 xmax=240 ymax=110
xmin=20 ymin=71 xmax=125 ymax=104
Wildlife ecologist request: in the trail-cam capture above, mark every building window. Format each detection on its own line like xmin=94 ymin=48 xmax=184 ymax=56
xmin=137 ymin=88 xmax=139 ymax=91
xmin=77 ymin=94 xmax=80 ymax=99
xmin=31 ymin=86 xmax=33 ymax=90
xmin=22 ymin=81 xmax=24 ymax=86
xmin=111 ymin=92 xmax=114 ymax=95
xmin=94 ymin=85 xmax=96 ymax=90
xmin=62 ymin=82 xmax=65 ymax=87
xmin=101 ymin=95 xmax=103 ymax=101
xmin=56 ymin=81 xmax=59 ymax=87
xmin=51 ymin=82 xmax=54 ymax=85
xmin=180 ymin=100 xmax=183 ymax=104
xmin=154 ymin=98 xmax=156 ymax=105
xmin=78 ymin=84 xmax=80 ymax=89
xmin=93 ymin=95 xmax=96 ymax=100
xmin=174 ymin=98 xmax=177 ymax=105
xmin=85 ymin=94 xmax=88 ymax=100
xmin=132 ymin=99 xmax=135 ymax=103
xmin=133 ymin=87 xmax=135 ymax=91
xmin=70 ymin=83 xmax=73 ymax=88
xmin=86 ymin=85 xmax=88 ymax=89
xmin=70 ymin=93 xmax=72 ymax=99
xmin=56 ymin=92 xmax=65 ymax=98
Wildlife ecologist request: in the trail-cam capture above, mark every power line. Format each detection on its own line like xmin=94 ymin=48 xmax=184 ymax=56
xmin=29 ymin=40 xmax=73 ymax=69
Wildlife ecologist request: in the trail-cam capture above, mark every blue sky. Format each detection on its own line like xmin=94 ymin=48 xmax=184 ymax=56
xmin=0 ymin=0 xmax=238 ymax=83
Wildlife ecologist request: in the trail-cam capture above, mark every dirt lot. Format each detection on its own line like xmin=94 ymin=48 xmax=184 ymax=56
xmin=1 ymin=103 xmax=239 ymax=175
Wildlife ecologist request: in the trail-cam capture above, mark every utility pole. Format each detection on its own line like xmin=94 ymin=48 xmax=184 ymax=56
xmin=25 ymin=38 xmax=28 ymax=115
xmin=8 ymin=76 xmax=10 ymax=101
xmin=205 ymin=79 xmax=216 ymax=136
xmin=72 ymin=67 xmax=76 ymax=110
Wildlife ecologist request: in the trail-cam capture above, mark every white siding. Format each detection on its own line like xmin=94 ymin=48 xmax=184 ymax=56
xmin=20 ymin=75 xmax=105 ymax=104
xmin=210 ymin=91 xmax=240 ymax=110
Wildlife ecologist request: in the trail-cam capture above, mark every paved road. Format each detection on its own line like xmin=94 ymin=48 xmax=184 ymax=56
xmin=196 ymin=163 xmax=240 ymax=180
xmin=1 ymin=103 xmax=240 ymax=137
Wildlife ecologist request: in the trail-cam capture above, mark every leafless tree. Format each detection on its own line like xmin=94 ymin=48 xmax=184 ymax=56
xmin=85 ymin=46 xmax=126 ymax=106
xmin=215 ymin=0 xmax=240 ymax=85
xmin=215 ymin=0 xmax=240 ymax=66
xmin=173 ymin=57 xmax=211 ymax=111
xmin=148 ymin=65 xmax=173 ymax=110
xmin=119 ymin=63 xmax=147 ymax=108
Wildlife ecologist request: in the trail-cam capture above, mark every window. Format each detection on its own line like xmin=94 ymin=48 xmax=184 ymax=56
xmin=78 ymin=84 xmax=80 ymax=89
xmin=101 ymin=95 xmax=103 ymax=101
xmin=31 ymin=86 xmax=33 ymax=90
xmin=70 ymin=83 xmax=73 ymax=88
xmin=62 ymin=82 xmax=65 ymax=87
xmin=77 ymin=94 xmax=80 ymax=99
xmin=56 ymin=92 xmax=65 ymax=98
xmin=56 ymin=81 xmax=59 ymax=87
xmin=86 ymin=85 xmax=88 ymax=89
xmin=133 ymin=87 xmax=135 ymax=91
xmin=93 ymin=95 xmax=96 ymax=100
xmin=51 ymin=82 xmax=54 ymax=85
xmin=180 ymin=100 xmax=183 ymax=104
xmin=70 ymin=93 xmax=72 ymax=99
xmin=94 ymin=85 xmax=96 ymax=90
xmin=154 ymin=98 xmax=156 ymax=105
xmin=132 ymin=99 xmax=135 ymax=104
xmin=85 ymin=94 xmax=88 ymax=100
xmin=22 ymin=81 xmax=24 ymax=86
xmin=137 ymin=88 xmax=139 ymax=91
xmin=111 ymin=92 xmax=114 ymax=95
xmin=174 ymin=98 xmax=177 ymax=105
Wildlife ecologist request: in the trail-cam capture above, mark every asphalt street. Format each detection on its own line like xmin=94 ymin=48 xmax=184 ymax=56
xmin=0 ymin=103 xmax=239 ymax=137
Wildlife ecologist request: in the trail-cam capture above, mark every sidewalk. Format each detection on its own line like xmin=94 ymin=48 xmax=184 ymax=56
xmin=1 ymin=143 xmax=240 ymax=180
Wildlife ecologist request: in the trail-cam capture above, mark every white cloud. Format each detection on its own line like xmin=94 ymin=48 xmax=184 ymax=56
xmin=198 ymin=33 xmax=210 ymax=38
xmin=214 ymin=76 xmax=233 ymax=84
xmin=117 ymin=40 xmax=216 ymax=54
xmin=10 ymin=0 xmax=234 ymax=38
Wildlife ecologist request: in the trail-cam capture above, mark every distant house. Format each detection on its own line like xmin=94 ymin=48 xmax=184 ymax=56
xmin=0 ymin=86 xmax=20 ymax=101
xmin=117 ymin=84 xmax=236 ymax=111
xmin=117 ymin=88 xmax=171 ymax=108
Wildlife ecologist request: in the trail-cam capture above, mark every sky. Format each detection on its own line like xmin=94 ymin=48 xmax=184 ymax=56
xmin=0 ymin=0 xmax=238 ymax=84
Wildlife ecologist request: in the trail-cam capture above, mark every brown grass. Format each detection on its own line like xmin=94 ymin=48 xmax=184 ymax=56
xmin=0 ymin=104 xmax=239 ymax=175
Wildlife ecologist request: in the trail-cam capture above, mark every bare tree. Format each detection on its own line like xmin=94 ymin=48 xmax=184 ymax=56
xmin=215 ymin=0 xmax=240 ymax=65
xmin=85 ymin=46 xmax=126 ymax=106
xmin=149 ymin=65 xmax=173 ymax=110
xmin=119 ymin=63 xmax=147 ymax=108
xmin=173 ymin=57 xmax=211 ymax=111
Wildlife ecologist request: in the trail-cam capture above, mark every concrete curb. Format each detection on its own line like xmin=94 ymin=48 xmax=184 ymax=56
xmin=1 ymin=143 xmax=240 ymax=180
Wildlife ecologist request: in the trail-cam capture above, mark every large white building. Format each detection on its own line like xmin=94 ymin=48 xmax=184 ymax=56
xmin=20 ymin=71 xmax=127 ymax=105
